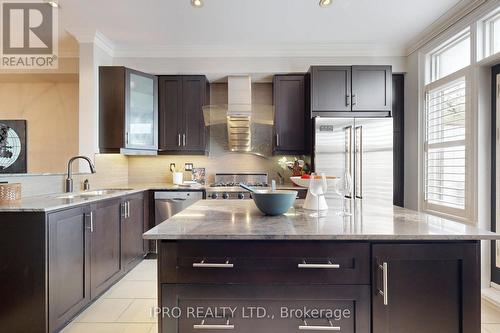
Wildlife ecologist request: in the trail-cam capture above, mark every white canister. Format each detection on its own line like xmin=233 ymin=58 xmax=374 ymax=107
xmin=173 ymin=172 xmax=184 ymax=185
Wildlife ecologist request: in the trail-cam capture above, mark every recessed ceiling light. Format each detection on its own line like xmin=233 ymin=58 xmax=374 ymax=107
xmin=191 ymin=0 xmax=204 ymax=8
xmin=319 ymin=0 xmax=332 ymax=7
xmin=45 ymin=0 xmax=60 ymax=8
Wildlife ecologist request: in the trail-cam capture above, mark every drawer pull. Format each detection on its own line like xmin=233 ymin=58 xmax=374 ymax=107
xmin=194 ymin=319 xmax=234 ymax=330
xmin=299 ymin=319 xmax=340 ymax=331
xmin=298 ymin=260 xmax=340 ymax=269
xmin=193 ymin=260 xmax=234 ymax=268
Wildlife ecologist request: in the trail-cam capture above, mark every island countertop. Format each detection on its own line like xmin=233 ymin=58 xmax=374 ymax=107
xmin=143 ymin=199 xmax=500 ymax=240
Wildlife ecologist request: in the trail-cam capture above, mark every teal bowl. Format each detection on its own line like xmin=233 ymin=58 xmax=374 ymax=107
xmin=251 ymin=190 xmax=298 ymax=216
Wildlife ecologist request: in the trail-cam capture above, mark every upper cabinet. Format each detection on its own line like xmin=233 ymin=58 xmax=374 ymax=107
xmin=99 ymin=67 xmax=158 ymax=155
xmin=273 ymin=74 xmax=310 ymax=154
xmin=310 ymin=65 xmax=392 ymax=114
xmin=158 ymin=75 xmax=209 ymax=154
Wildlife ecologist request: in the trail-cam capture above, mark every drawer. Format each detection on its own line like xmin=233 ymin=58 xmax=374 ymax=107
xmin=161 ymin=284 xmax=370 ymax=333
xmin=159 ymin=241 xmax=370 ymax=284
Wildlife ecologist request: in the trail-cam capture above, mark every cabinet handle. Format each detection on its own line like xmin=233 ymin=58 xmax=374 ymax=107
xmin=193 ymin=260 xmax=234 ymax=268
xmin=126 ymin=132 xmax=129 ymax=145
xmin=346 ymin=94 xmax=350 ymax=106
xmin=86 ymin=211 xmax=94 ymax=232
xmin=177 ymin=134 xmax=181 ymax=147
xmin=276 ymin=134 xmax=280 ymax=147
xmin=352 ymin=94 xmax=357 ymax=106
xmin=126 ymin=201 xmax=130 ymax=218
xmin=299 ymin=319 xmax=340 ymax=331
xmin=183 ymin=133 xmax=186 ymax=146
xmin=193 ymin=319 xmax=234 ymax=330
xmin=378 ymin=262 xmax=389 ymax=306
xmin=298 ymin=260 xmax=340 ymax=269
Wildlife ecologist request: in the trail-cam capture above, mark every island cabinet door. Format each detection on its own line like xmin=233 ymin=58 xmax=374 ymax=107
xmin=372 ymin=243 xmax=480 ymax=333
xmin=48 ymin=205 xmax=91 ymax=333
xmin=161 ymin=285 xmax=370 ymax=333
xmin=90 ymin=198 xmax=122 ymax=299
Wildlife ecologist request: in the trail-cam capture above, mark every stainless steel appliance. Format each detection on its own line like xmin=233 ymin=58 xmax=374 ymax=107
xmin=314 ymin=117 xmax=393 ymax=204
xmin=206 ymin=173 xmax=268 ymax=200
xmin=155 ymin=191 xmax=203 ymax=224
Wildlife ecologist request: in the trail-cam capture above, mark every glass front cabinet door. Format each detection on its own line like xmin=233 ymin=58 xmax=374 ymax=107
xmin=124 ymin=69 xmax=158 ymax=152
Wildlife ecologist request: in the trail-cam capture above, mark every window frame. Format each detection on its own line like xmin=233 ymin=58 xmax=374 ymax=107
xmin=422 ymin=69 xmax=474 ymax=222
xmin=478 ymin=7 xmax=500 ymax=60
xmin=427 ymin=28 xmax=471 ymax=83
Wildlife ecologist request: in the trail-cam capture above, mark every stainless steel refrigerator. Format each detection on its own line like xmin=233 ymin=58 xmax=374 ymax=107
xmin=313 ymin=117 xmax=393 ymax=206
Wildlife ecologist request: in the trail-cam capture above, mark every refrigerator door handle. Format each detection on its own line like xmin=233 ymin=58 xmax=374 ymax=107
xmin=355 ymin=126 xmax=363 ymax=199
xmin=344 ymin=125 xmax=353 ymax=198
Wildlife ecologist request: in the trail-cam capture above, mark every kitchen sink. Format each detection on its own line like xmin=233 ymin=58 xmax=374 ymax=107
xmin=56 ymin=189 xmax=133 ymax=200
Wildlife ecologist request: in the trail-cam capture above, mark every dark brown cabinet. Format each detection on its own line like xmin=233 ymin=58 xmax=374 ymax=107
xmin=99 ymin=66 xmax=158 ymax=154
xmin=273 ymin=74 xmax=310 ymax=154
xmin=311 ymin=66 xmax=351 ymax=112
xmin=372 ymin=243 xmax=480 ymax=333
xmin=158 ymin=75 xmax=209 ymax=154
xmin=310 ymin=65 xmax=392 ymax=114
xmin=90 ymin=198 xmax=122 ymax=298
xmin=1 ymin=191 xmax=149 ymax=333
xmin=121 ymin=193 xmax=145 ymax=270
xmin=48 ymin=206 xmax=91 ymax=333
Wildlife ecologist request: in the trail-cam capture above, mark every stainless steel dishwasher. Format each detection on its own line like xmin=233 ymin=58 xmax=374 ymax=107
xmin=153 ymin=191 xmax=203 ymax=253
xmin=154 ymin=191 xmax=203 ymax=225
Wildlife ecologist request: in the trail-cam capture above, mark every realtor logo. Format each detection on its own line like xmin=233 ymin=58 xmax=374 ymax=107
xmin=1 ymin=1 xmax=58 ymax=69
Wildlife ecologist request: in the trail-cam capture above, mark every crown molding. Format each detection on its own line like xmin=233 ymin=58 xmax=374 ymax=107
xmin=65 ymin=29 xmax=115 ymax=57
xmin=94 ymin=31 xmax=115 ymax=57
xmin=405 ymin=0 xmax=487 ymax=55
xmin=111 ymin=43 xmax=406 ymax=58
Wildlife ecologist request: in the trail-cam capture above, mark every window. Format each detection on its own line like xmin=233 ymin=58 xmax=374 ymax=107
xmin=428 ymin=29 xmax=470 ymax=82
xmin=424 ymin=77 xmax=470 ymax=219
xmin=478 ymin=7 xmax=500 ymax=59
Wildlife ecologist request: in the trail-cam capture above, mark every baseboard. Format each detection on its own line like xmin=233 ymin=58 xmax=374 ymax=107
xmin=482 ymin=287 xmax=500 ymax=308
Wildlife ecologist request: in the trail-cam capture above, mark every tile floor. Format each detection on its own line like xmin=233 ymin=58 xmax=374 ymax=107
xmin=61 ymin=259 xmax=157 ymax=333
xmin=61 ymin=259 xmax=500 ymax=333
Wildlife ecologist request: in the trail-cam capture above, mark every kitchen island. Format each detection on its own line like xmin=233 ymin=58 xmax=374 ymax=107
xmin=144 ymin=200 xmax=500 ymax=333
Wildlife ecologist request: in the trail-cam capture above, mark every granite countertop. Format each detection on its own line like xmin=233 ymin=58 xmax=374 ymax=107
xmin=0 ymin=183 xmax=206 ymax=212
xmin=143 ymin=199 xmax=500 ymax=240
xmin=0 ymin=182 xmax=305 ymax=212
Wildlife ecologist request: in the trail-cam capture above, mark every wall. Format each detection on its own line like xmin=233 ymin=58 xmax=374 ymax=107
xmin=404 ymin=52 xmax=420 ymax=210
xmin=0 ymin=74 xmax=79 ymax=174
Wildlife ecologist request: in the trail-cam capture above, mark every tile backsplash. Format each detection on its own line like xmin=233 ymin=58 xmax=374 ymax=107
xmin=0 ymin=152 xmax=307 ymax=198
xmin=0 ymin=154 xmax=129 ymax=197
xmin=127 ymin=153 xmax=306 ymax=185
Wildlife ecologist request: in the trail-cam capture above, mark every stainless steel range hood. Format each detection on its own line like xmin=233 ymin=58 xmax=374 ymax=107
xmin=227 ymin=75 xmax=252 ymax=152
xmin=203 ymin=75 xmax=274 ymax=156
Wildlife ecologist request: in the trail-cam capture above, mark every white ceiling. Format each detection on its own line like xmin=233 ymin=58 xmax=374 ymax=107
xmin=60 ymin=0 xmax=471 ymax=57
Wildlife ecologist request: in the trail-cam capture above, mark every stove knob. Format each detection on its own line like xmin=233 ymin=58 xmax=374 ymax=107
xmin=222 ymin=193 xmax=229 ymax=199
xmin=210 ymin=193 xmax=218 ymax=199
xmin=238 ymin=193 xmax=245 ymax=200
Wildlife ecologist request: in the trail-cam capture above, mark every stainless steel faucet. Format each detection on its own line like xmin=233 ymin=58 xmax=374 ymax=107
xmin=65 ymin=156 xmax=96 ymax=192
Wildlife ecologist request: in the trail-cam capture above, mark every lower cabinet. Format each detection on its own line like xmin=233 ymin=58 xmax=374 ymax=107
xmin=48 ymin=206 xmax=91 ymax=333
xmin=46 ymin=191 xmax=147 ymax=333
xmin=90 ymin=198 xmax=122 ymax=298
xmin=162 ymin=285 xmax=370 ymax=333
xmin=372 ymin=243 xmax=480 ymax=333
xmin=121 ymin=193 xmax=145 ymax=270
